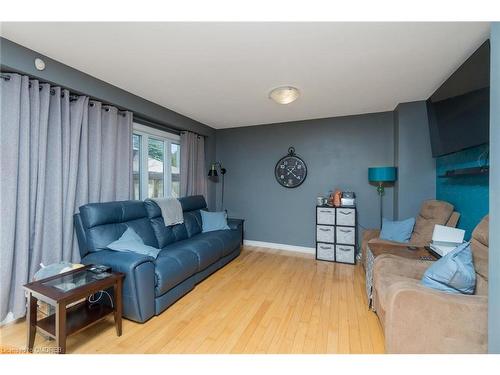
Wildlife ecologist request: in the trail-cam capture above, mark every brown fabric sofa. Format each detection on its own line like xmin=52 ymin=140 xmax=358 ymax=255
xmin=372 ymin=215 xmax=489 ymax=353
xmin=361 ymin=200 xmax=460 ymax=268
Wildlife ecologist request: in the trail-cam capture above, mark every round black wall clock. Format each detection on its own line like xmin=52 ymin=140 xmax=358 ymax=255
xmin=275 ymin=147 xmax=307 ymax=188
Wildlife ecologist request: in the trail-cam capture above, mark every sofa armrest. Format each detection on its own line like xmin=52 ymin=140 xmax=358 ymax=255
xmin=82 ymin=250 xmax=156 ymax=323
xmin=363 ymin=229 xmax=381 ymax=242
xmin=227 ymin=218 xmax=244 ymax=230
xmin=227 ymin=218 xmax=244 ymax=245
xmin=83 ymin=249 xmax=154 ymax=272
xmin=446 ymin=211 xmax=460 ymax=228
xmin=373 ymin=254 xmax=432 ymax=280
xmin=361 ymin=229 xmax=381 ymax=267
xmin=384 ymin=279 xmax=488 ymax=353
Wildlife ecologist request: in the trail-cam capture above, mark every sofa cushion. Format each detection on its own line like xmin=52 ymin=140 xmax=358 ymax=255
xmin=85 ymin=217 xmax=159 ymax=252
xmin=178 ymin=195 xmax=207 ymax=212
xmin=144 ymin=199 xmax=189 ymax=247
xmin=184 ymin=210 xmax=203 ymax=237
xmin=80 ymin=200 xmax=160 ymax=251
xmin=150 ymin=217 xmax=189 ymax=247
xmin=163 ymin=236 xmax=223 ymax=271
xmin=194 ymin=230 xmax=241 ymax=257
xmin=421 ymin=242 xmax=476 ymax=294
xmin=410 ymin=200 xmax=454 ymax=245
xmin=372 ymin=254 xmax=433 ymax=328
xmin=470 ymin=215 xmax=489 ymax=285
xmin=80 ymin=200 xmax=147 ymax=228
xmin=154 ymin=248 xmax=199 ymax=296
xmin=380 ymin=217 xmax=415 ymax=243
xmin=148 ymin=217 xmax=176 ymax=247
xmin=200 ymin=210 xmax=230 ymax=233
xmin=373 ymin=272 xmax=412 ymax=328
xmin=107 ymin=227 xmax=161 ymax=258
xmin=171 ymin=223 xmax=189 ymax=242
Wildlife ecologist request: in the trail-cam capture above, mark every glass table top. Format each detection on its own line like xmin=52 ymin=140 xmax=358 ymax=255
xmin=42 ymin=269 xmax=112 ymax=292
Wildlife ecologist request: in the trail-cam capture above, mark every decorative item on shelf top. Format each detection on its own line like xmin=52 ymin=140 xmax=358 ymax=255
xmin=318 ymin=190 xmax=356 ymax=207
xmin=274 ymin=147 xmax=307 ymax=188
xmin=333 ymin=190 xmax=342 ymax=207
xmin=341 ymin=191 xmax=356 ymax=206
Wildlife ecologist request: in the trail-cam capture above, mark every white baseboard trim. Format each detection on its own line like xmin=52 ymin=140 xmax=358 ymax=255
xmin=243 ymin=240 xmax=315 ymax=255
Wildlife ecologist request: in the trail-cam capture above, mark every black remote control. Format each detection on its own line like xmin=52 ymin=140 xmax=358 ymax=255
xmin=89 ymin=265 xmax=111 ymax=274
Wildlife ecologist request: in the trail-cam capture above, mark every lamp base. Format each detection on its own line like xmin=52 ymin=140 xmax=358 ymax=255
xmin=376 ymin=182 xmax=385 ymax=196
xmin=377 ymin=183 xmax=384 ymax=229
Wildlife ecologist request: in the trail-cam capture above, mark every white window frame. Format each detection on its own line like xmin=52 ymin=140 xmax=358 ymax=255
xmin=133 ymin=122 xmax=180 ymax=200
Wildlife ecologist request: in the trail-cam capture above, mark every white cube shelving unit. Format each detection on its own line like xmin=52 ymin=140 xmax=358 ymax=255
xmin=315 ymin=205 xmax=357 ymax=264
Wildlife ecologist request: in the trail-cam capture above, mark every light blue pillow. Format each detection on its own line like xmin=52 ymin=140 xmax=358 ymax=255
xmin=107 ymin=227 xmax=161 ymax=258
xmin=421 ymin=242 xmax=476 ymax=294
xmin=379 ymin=217 xmax=415 ymax=243
xmin=200 ymin=210 xmax=230 ymax=233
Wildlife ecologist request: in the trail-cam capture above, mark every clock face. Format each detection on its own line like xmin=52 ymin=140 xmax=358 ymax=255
xmin=275 ymin=155 xmax=307 ymax=188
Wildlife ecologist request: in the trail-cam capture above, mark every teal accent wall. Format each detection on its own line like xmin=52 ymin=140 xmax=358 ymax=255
xmin=436 ymin=144 xmax=489 ymax=239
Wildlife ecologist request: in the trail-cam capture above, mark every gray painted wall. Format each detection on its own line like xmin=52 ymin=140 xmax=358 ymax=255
xmin=393 ymin=101 xmax=436 ymax=219
xmin=393 ymin=108 xmax=399 ymax=219
xmin=489 ymin=22 xmax=500 ymax=354
xmin=0 ymin=37 xmax=217 ymax=208
xmin=216 ymin=112 xmax=395 ymax=248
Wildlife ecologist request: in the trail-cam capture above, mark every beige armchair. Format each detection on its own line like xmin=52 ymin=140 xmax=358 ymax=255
xmin=361 ymin=200 xmax=460 ymax=268
xmin=372 ymin=215 xmax=489 ymax=353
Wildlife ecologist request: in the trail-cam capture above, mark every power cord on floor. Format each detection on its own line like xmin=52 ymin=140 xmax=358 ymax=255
xmin=87 ymin=290 xmax=114 ymax=309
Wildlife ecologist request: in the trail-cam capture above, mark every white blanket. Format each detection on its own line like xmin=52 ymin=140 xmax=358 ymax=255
xmin=152 ymin=197 xmax=184 ymax=226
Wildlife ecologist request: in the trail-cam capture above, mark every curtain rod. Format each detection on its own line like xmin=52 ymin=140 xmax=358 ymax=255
xmin=133 ymin=116 xmax=205 ymax=138
xmin=1 ymin=71 xmax=128 ymax=108
xmin=2 ymin=71 xmax=204 ymax=136
xmin=133 ymin=116 xmax=182 ymax=136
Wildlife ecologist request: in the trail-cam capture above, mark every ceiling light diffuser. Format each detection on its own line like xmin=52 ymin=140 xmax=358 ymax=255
xmin=269 ymin=86 xmax=300 ymax=104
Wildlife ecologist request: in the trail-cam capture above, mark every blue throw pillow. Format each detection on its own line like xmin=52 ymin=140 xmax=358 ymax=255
xmin=421 ymin=242 xmax=476 ymax=294
xmin=107 ymin=227 xmax=161 ymax=258
xmin=200 ymin=210 xmax=230 ymax=233
xmin=379 ymin=217 xmax=415 ymax=243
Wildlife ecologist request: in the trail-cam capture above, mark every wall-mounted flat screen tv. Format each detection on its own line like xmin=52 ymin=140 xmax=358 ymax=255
xmin=427 ymin=40 xmax=490 ymax=157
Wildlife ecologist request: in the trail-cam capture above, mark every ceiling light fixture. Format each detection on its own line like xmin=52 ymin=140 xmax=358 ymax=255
xmin=269 ymin=86 xmax=300 ymax=105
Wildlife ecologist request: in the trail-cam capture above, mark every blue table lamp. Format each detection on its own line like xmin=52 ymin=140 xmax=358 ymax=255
xmin=368 ymin=166 xmax=397 ymax=227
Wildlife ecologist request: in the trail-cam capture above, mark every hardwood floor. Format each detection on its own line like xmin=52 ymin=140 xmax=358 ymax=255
xmin=0 ymin=246 xmax=385 ymax=354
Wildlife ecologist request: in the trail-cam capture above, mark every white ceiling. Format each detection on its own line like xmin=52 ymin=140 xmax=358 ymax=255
xmin=0 ymin=22 xmax=490 ymax=129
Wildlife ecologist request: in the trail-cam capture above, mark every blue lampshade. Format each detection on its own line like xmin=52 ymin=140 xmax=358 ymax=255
xmin=368 ymin=166 xmax=397 ymax=182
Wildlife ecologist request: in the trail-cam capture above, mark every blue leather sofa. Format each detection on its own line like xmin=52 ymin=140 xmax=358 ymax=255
xmin=73 ymin=195 xmax=243 ymax=323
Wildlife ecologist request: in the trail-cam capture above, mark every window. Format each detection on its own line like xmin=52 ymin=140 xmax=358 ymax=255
xmin=132 ymin=123 xmax=181 ymax=200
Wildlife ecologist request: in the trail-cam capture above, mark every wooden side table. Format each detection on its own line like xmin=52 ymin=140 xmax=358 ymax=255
xmin=365 ymin=243 xmax=437 ymax=309
xmin=23 ymin=265 xmax=124 ymax=354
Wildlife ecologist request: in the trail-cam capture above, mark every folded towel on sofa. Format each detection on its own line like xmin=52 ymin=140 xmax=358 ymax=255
xmin=152 ymin=197 xmax=184 ymax=226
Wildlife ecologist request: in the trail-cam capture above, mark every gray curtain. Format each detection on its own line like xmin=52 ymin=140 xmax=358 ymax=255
xmin=180 ymin=131 xmax=207 ymax=199
xmin=0 ymin=73 xmax=132 ymax=322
